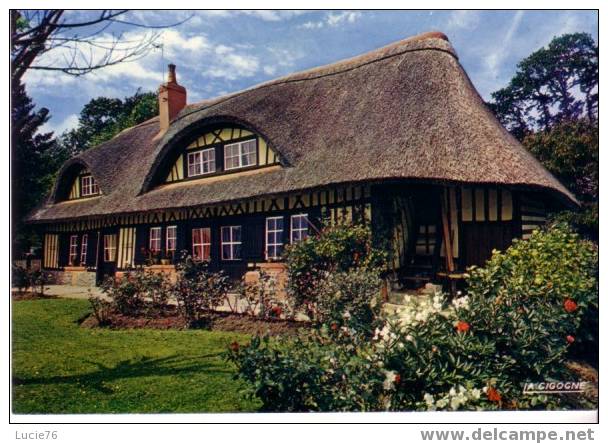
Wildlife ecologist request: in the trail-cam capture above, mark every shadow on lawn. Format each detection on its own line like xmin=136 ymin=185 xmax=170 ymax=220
xmin=12 ymin=353 xmax=229 ymax=394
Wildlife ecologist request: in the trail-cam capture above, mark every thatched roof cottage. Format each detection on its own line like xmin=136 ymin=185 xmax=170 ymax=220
xmin=27 ymin=31 xmax=575 ymax=288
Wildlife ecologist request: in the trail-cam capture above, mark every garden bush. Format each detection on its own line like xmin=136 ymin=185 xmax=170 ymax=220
xmin=228 ymin=224 xmax=598 ymax=411
xmin=100 ymin=270 xmax=172 ymax=317
xmin=172 ymin=255 xmax=230 ymax=327
xmin=315 ymin=269 xmax=383 ymax=336
xmin=237 ymin=270 xmax=289 ymax=320
xmin=464 ymin=222 xmax=598 ymax=364
xmin=283 ymin=220 xmax=386 ymax=321
xmin=11 ymin=266 xmax=51 ymax=295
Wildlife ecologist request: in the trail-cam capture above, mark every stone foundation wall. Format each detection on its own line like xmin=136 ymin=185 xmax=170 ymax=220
xmin=116 ymin=265 xmax=178 ymax=283
xmin=46 ymin=268 xmax=97 ymax=286
xmin=244 ymin=262 xmax=288 ymax=299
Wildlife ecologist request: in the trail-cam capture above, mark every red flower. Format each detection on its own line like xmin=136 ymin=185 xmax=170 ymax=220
xmin=486 ymin=387 xmax=502 ymax=403
xmin=230 ymin=341 xmax=240 ymax=352
xmin=330 ymin=322 xmax=339 ymax=331
xmin=566 ymin=335 xmax=575 ymax=344
xmin=394 ymin=374 xmax=402 ymax=385
xmin=271 ymin=306 xmax=283 ymax=317
xmin=564 ymin=299 xmax=578 ymax=313
xmin=456 ymin=321 xmax=470 ymax=333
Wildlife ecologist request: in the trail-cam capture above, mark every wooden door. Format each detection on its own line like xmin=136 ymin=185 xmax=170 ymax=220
xmin=96 ymin=230 xmax=118 ymax=284
xmin=461 ymin=222 xmax=514 ymax=268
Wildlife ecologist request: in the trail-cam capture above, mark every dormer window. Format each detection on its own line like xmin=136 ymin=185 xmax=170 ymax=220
xmin=224 ymin=139 xmax=257 ymax=170
xmin=81 ymin=175 xmax=99 ymax=197
xmin=187 ymin=148 xmax=216 ymax=177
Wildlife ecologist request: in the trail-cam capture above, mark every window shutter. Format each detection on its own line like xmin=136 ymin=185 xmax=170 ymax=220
xmin=134 ymin=226 xmax=148 ymax=265
xmin=244 ymin=216 xmax=265 ymax=261
xmin=58 ymin=233 xmax=70 ymax=267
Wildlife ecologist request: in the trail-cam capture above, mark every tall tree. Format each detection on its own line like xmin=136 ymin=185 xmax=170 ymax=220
xmin=11 ymin=82 xmax=64 ymax=256
xmin=488 ymin=33 xmax=598 ymax=140
xmin=60 ymin=90 xmax=158 ymax=155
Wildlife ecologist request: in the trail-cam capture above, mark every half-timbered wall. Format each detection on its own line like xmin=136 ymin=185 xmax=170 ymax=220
xmin=165 ymin=127 xmax=280 ymax=184
xmin=520 ymin=194 xmax=547 ymax=240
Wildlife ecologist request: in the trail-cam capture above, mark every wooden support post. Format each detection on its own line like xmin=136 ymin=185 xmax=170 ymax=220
xmin=440 ymin=188 xmax=455 ymax=273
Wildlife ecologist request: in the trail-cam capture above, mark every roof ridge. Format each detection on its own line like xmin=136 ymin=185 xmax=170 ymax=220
xmin=174 ymin=31 xmax=454 ymax=123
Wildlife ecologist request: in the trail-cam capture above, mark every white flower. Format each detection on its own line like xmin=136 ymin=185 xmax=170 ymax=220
xmin=383 ymin=370 xmax=398 ymax=390
xmin=423 ymin=393 xmax=435 ymax=405
xmin=471 ymin=389 xmax=481 ymax=400
xmin=449 ymin=387 xmax=456 ymax=396
xmin=450 ymin=397 xmax=462 ymax=410
xmin=342 ymin=311 xmax=351 ymax=319
xmin=436 ymin=398 xmax=448 ymax=408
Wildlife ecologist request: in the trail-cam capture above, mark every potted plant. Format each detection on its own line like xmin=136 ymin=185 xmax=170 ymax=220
xmin=160 ymin=251 xmax=172 ymax=265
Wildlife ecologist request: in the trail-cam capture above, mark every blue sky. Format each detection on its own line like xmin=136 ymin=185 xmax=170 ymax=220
xmin=25 ymin=10 xmax=598 ymax=136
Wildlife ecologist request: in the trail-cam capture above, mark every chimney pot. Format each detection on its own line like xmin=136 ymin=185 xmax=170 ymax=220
xmin=167 ymin=63 xmax=177 ymax=83
xmin=158 ymin=64 xmax=186 ymax=134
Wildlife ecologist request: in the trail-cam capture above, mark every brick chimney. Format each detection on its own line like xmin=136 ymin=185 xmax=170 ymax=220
xmin=158 ymin=64 xmax=187 ymax=134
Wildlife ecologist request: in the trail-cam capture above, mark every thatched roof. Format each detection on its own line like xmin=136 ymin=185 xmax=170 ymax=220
xmin=27 ymin=31 xmax=576 ymax=224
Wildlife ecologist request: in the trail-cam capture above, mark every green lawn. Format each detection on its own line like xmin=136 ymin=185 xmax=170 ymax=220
xmin=12 ymin=299 xmax=260 ymax=413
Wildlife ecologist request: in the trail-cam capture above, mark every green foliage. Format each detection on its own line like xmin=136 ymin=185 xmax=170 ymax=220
xmin=315 ymin=269 xmax=383 ymax=335
xmin=12 ymin=266 xmax=31 ymax=293
xmin=228 ymin=225 xmax=598 ymax=411
xmin=237 ymin=270 xmax=288 ymax=320
xmin=465 ymin=222 xmax=598 ymax=365
xmin=60 ymin=89 xmax=158 ymax=154
xmin=11 ymin=81 xmax=62 ymax=257
xmin=226 ymin=331 xmax=387 ymax=412
xmin=11 ymin=266 xmax=51 ymax=295
xmin=523 ymin=119 xmax=598 ymax=201
xmin=284 ymin=220 xmax=386 ymax=317
xmin=172 ymin=255 xmax=231 ymax=327
xmin=100 ymin=270 xmax=172 ymax=317
xmin=488 ymin=33 xmax=597 ymax=138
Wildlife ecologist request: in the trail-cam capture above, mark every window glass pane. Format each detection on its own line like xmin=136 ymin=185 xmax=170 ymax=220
xmin=241 ymin=140 xmax=257 ymax=166
xmin=233 ymin=244 xmax=242 ymax=260
xmin=221 ymin=227 xmax=230 ymax=242
xmin=192 ymin=228 xmax=201 ymax=244
xmin=202 ymin=228 xmax=211 ymax=243
xmin=222 ymin=245 xmax=231 ymax=260
xmin=232 ymin=226 xmax=241 ymax=242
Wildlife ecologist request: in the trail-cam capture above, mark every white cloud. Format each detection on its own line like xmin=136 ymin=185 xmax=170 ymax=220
xmin=300 ymin=11 xmax=362 ymax=29
xmin=41 ymin=113 xmax=79 ymax=136
xmin=484 ymin=11 xmax=525 ymax=79
xmin=446 ymin=11 xmax=481 ymax=30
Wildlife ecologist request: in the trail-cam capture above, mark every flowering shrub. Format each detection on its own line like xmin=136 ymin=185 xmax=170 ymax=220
xmin=315 ymin=269 xmax=383 ymax=335
xmin=100 ymin=270 xmax=172 ymax=316
xmin=238 ymin=270 xmax=290 ymax=320
xmin=172 ymin=254 xmax=230 ymax=327
xmin=284 ymin=220 xmax=386 ymax=318
xmin=465 ymin=222 xmax=598 ymax=363
xmin=228 ymin=225 xmax=597 ymax=411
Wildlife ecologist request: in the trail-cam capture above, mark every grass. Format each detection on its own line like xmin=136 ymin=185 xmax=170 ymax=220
xmin=12 ymin=298 xmax=261 ymax=413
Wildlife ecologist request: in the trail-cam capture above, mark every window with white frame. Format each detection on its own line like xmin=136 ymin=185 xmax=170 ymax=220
xmin=187 ymin=148 xmax=215 ymax=177
xmin=80 ymin=234 xmax=88 ymax=266
xmin=149 ymin=227 xmax=162 ymax=252
xmin=80 ymin=175 xmax=99 ymax=196
xmin=68 ymin=235 xmax=79 ymax=265
xmin=166 ymin=226 xmax=177 ymax=254
xmin=192 ymin=227 xmax=211 ymax=261
xmin=103 ymin=234 xmax=116 ymax=262
xmin=265 ymin=217 xmax=284 ymax=260
xmin=224 ymin=139 xmax=257 ymax=170
xmin=221 ymin=226 xmax=242 ymax=260
xmin=291 ymin=214 xmax=309 ymax=243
